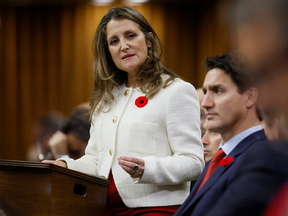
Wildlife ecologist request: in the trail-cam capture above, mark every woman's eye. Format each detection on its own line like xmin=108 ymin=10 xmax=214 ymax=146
xmin=128 ymin=34 xmax=135 ymax=39
xmin=110 ymin=39 xmax=118 ymax=45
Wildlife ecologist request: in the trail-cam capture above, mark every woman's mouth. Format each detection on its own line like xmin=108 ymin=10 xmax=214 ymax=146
xmin=122 ymin=54 xmax=135 ymax=60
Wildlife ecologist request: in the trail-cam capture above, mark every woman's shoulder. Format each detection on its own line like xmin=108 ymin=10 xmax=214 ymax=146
xmin=162 ymin=75 xmax=196 ymax=93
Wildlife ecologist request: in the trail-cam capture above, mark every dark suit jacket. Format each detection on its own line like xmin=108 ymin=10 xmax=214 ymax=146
xmin=202 ymin=140 xmax=288 ymax=216
xmin=174 ymin=129 xmax=267 ymax=216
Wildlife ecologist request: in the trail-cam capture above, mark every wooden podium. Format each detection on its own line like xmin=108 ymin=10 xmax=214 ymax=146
xmin=0 ymin=160 xmax=110 ymax=216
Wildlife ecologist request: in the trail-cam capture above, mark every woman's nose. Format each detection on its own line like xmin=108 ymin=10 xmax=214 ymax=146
xmin=120 ymin=41 xmax=129 ymax=51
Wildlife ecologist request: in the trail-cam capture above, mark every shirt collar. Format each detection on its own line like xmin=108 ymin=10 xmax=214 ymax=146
xmin=219 ymin=125 xmax=263 ymax=156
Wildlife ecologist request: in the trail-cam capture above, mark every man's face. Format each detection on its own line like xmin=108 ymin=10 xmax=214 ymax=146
xmin=202 ymin=120 xmax=222 ymax=163
xmin=67 ymin=132 xmax=87 ymax=160
xmin=256 ymin=72 xmax=288 ymax=139
xmin=202 ymin=68 xmax=247 ymax=139
xmin=236 ymin=16 xmax=288 ymax=139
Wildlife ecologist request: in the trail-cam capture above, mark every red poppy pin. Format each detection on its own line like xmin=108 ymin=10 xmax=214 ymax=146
xmin=219 ymin=156 xmax=233 ymax=166
xmin=135 ymin=96 xmax=148 ymax=108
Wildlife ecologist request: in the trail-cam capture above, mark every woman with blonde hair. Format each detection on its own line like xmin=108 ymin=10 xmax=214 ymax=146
xmin=44 ymin=6 xmax=204 ymax=215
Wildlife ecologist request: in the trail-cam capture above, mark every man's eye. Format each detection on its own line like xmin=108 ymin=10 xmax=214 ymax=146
xmin=215 ymin=89 xmax=223 ymax=94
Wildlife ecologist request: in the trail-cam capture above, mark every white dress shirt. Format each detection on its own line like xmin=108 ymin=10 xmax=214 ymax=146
xmin=219 ymin=125 xmax=263 ymax=157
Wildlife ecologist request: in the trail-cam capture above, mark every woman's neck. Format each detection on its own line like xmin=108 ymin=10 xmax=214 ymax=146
xmin=126 ymin=73 xmax=138 ymax=88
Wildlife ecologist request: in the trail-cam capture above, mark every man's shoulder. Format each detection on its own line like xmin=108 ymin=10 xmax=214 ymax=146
xmin=202 ymin=140 xmax=288 ymax=216
xmin=229 ymin=129 xmax=267 ymax=158
xmin=245 ymin=140 xmax=288 ymax=166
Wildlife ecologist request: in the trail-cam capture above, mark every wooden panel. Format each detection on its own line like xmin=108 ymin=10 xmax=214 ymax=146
xmin=31 ymin=8 xmax=46 ymax=115
xmin=2 ymin=7 xmax=18 ymax=159
xmin=18 ymin=7 xmax=33 ymax=159
xmin=0 ymin=160 xmax=109 ymax=216
xmin=0 ymin=167 xmax=53 ymax=215
xmin=60 ymin=6 xmax=76 ymax=114
xmin=47 ymin=7 xmax=61 ymax=111
xmin=196 ymin=2 xmax=230 ymax=87
xmin=0 ymin=7 xmax=3 ymax=157
xmin=50 ymin=171 xmax=107 ymax=215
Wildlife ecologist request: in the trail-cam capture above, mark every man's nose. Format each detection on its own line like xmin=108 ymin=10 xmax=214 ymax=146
xmin=202 ymin=92 xmax=213 ymax=109
xmin=202 ymin=133 xmax=209 ymax=145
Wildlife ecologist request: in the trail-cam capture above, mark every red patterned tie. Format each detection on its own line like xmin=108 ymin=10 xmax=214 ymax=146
xmin=197 ymin=149 xmax=226 ymax=193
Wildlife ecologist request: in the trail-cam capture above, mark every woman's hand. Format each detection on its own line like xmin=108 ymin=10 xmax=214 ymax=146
xmin=42 ymin=160 xmax=67 ymax=168
xmin=118 ymin=156 xmax=145 ymax=179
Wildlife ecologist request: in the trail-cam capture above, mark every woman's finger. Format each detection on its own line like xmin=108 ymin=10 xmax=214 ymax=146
xmin=118 ymin=159 xmax=144 ymax=178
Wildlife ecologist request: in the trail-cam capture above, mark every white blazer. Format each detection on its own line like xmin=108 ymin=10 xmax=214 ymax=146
xmin=62 ymin=77 xmax=204 ymax=208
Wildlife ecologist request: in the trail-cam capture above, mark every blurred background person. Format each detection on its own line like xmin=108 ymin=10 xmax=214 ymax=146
xmin=0 ymin=209 xmax=6 ymax=216
xmin=227 ymin=0 xmax=288 ymax=215
xmin=261 ymin=118 xmax=281 ymax=141
xmin=26 ymin=111 xmax=63 ymax=161
xmin=229 ymin=0 xmax=288 ymax=139
xmin=48 ymin=108 xmax=90 ymax=160
xmin=202 ymin=119 xmax=222 ymax=163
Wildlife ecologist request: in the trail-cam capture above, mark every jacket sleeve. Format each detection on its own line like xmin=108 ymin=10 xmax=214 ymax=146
xmin=139 ymin=80 xmax=205 ymax=185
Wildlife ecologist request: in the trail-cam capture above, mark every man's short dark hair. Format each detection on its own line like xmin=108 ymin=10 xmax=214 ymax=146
xmin=204 ymin=51 xmax=252 ymax=94
xmin=61 ymin=109 xmax=90 ymax=143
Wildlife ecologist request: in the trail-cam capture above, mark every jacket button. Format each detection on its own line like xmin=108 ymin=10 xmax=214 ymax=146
xmin=109 ymin=148 xmax=113 ymax=156
xmin=113 ymin=116 xmax=118 ymax=123
xmin=124 ymin=89 xmax=129 ymax=96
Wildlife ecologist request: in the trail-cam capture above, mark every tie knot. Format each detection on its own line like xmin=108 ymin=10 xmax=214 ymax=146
xmin=211 ymin=149 xmax=226 ymax=164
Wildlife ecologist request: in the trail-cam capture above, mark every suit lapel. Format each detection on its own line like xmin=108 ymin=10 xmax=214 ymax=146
xmin=182 ymin=130 xmax=266 ymax=215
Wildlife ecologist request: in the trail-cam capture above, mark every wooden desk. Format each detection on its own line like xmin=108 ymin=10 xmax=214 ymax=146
xmin=0 ymin=160 xmax=110 ymax=216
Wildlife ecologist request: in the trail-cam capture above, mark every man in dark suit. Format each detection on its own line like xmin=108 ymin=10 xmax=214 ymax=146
xmin=199 ymin=0 xmax=288 ymax=215
xmin=174 ymin=51 xmax=266 ymax=216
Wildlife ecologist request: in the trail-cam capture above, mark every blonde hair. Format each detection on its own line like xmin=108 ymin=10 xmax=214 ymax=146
xmin=90 ymin=7 xmax=177 ymax=118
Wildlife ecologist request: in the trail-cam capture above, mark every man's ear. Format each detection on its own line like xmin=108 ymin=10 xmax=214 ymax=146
xmin=245 ymin=88 xmax=259 ymax=108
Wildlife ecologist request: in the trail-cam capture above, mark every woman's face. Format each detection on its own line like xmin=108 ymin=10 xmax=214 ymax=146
xmin=106 ymin=19 xmax=151 ymax=75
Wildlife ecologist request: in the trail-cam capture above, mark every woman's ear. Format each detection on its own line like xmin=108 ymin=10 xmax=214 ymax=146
xmin=245 ymin=88 xmax=259 ymax=108
xmin=147 ymin=32 xmax=153 ymax=48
